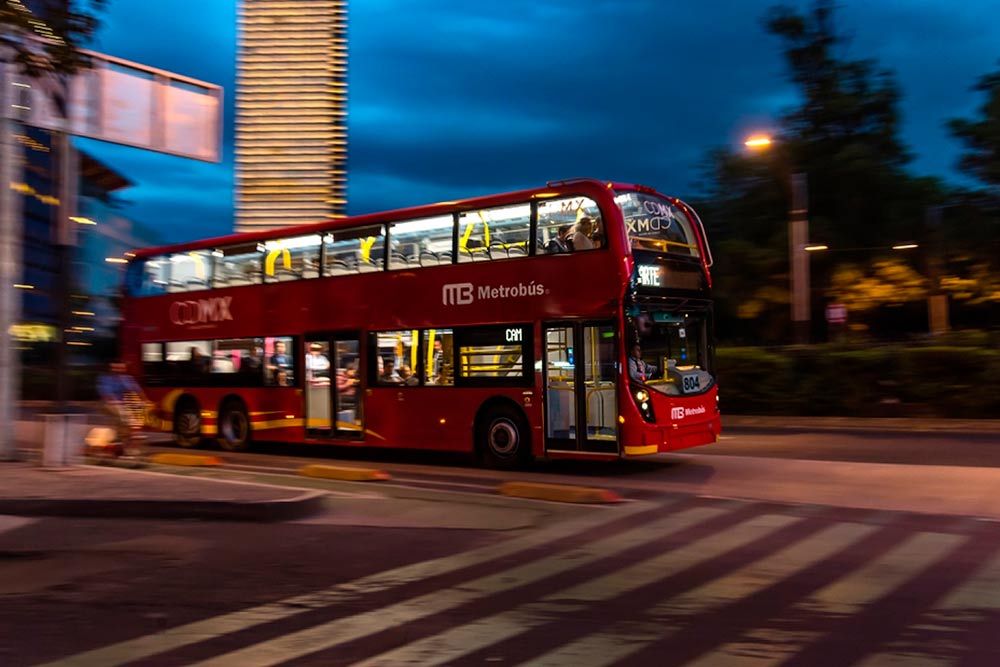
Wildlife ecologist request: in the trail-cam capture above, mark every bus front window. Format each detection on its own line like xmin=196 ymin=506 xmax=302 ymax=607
xmin=633 ymin=314 xmax=714 ymax=396
xmin=615 ymin=192 xmax=700 ymax=257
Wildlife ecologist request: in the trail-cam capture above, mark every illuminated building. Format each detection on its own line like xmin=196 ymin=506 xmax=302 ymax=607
xmin=235 ymin=0 xmax=349 ymax=232
xmin=15 ymin=126 xmax=159 ymax=363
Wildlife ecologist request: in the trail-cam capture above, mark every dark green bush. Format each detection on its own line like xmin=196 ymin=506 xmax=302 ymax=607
xmin=717 ymin=344 xmax=1000 ymax=418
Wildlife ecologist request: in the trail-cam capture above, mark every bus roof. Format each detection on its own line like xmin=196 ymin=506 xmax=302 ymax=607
xmin=130 ymin=178 xmax=672 ymax=259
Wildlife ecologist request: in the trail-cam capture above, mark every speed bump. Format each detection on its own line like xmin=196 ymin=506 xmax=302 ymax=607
xmin=497 ymin=481 xmax=622 ymax=504
xmin=299 ymin=464 xmax=391 ymax=482
xmin=148 ymin=453 xmax=224 ymax=467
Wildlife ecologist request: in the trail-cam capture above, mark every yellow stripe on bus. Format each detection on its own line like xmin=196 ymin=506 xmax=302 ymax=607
xmin=252 ymin=418 xmax=304 ymax=430
xmin=624 ymin=444 xmax=658 ymax=456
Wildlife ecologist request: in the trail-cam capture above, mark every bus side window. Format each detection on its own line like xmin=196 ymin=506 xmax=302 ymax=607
xmin=214 ymin=242 xmax=262 ymax=288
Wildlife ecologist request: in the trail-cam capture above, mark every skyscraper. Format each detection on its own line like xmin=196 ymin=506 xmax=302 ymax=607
xmin=235 ymin=0 xmax=348 ymax=232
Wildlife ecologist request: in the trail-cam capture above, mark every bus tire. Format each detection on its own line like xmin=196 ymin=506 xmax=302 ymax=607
xmin=174 ymin=398 xmax=202 ymax=448
xmin=218 ymin=398 xmax=251 ymax=452
xmin=477 ymin=403 xmax=531 ymax=469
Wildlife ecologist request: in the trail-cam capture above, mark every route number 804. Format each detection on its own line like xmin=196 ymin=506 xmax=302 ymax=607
xmin=682 ymin=374 xmax=701 ymax=393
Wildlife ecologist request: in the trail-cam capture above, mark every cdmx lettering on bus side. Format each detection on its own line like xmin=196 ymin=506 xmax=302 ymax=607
xmin=169 ymin=297 xmax=234 ymax=326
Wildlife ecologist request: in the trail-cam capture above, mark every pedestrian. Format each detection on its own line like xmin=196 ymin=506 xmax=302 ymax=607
xmin=96 ymin=360 xmax=148 ymax=457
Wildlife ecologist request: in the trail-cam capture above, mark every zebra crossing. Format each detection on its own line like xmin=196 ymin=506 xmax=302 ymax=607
xmin=34 ymin=497 xmax=1000 ymax=667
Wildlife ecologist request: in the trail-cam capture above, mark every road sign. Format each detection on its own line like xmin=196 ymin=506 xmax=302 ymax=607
xmin=826 ymin=303 xmax=847 ymax=325
xmin=2 ymin=48 xmax=222 ymax=163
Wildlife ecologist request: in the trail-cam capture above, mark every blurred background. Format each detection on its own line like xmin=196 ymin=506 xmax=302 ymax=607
xmin=3 ymin=0 xmax=998 ymax=417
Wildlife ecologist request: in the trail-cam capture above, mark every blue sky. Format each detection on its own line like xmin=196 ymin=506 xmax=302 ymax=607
xmin=75 ymin=0 xmax=1000 ymax=244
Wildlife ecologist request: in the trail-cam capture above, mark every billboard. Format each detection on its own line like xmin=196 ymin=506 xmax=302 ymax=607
xmin=3 ymin=48 xmax=222 ymax=163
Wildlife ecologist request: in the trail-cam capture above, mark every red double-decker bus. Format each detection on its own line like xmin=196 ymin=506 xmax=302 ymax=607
xmin=121 ymin=178 xmax=720 ymax=466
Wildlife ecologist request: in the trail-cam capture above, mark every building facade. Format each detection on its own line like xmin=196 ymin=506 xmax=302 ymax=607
xmin=14 ymin=126 xmax=159 ymax=361
xmin=235 ymin=0 xmax=349 ymax=232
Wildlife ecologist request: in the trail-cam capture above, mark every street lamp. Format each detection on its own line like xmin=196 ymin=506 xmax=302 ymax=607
xmin=744 ymin=135 xmax=811 ymax=344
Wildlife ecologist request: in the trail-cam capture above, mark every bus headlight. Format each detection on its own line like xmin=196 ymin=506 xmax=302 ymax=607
xmin=631 ymin=385 xmax=656 ymax=423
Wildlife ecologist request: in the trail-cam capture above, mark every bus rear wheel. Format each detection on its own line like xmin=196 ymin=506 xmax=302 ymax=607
xmin=477 ymin=404 xmax=530 ymax=469
xmin=174 ymin=400 xmax=202 ymax=448
xmin=218 ymin=399 xmax=251 ymax=452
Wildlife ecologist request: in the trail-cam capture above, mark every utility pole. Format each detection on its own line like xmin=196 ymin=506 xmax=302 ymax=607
xmin=54 ymin=129 xmax=77 ymax=411
xmin=789 ymin=172 xmax=810 ymax=345
xmin=0 ymin=58 xmax=25 ymax=461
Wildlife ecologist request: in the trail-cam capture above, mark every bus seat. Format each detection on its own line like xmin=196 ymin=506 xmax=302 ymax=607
xmin=507 ymin=245 xmax=527 ymax=257
xmin=357 ymin=261 xmax=380 ymax=273
xmin=419 ymin=251 xmax=439 ymax=267
xmin=326 ymin=259 xmax=352 ymax=276
xmin=488 ymin=244 xmax=509 ymax=260
xmin=389 ymin=253 xmax=409 ymax=271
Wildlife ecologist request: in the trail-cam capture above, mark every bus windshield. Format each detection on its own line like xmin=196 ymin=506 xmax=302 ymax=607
xmin=635 ymin=312 xmax=714 ymax=397
xmin=616 ymin=192 xmax=700 ymax=257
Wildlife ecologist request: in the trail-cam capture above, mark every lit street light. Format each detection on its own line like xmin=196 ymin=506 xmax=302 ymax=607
xmin=745 ymin=134 xmax=811 ymax=344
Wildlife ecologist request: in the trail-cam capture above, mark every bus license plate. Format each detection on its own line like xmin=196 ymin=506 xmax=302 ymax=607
xmin=681 ymin=374 xmax=701 ymax=393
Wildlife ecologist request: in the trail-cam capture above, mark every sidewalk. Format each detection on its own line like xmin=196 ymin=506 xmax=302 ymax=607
xmin=2 ymin=412 xmax=998 ymax=525
xmin=0 ymin=461 xmax=326 ymax=522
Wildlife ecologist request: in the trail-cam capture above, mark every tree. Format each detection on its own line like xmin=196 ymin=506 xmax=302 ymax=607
xmin=698 ymin=1 xmax=942 ymax=343
xmin=948 ymin=62 xmax=1000 ymax=192
xmin=1 ymin=0 xmax=106 ymax=76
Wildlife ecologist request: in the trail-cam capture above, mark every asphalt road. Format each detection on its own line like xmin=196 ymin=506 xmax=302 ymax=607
xmin=711 ymin=426 xmax=1000 ymax=467
xmin=3 ymin=486 xmax=999 ymax=666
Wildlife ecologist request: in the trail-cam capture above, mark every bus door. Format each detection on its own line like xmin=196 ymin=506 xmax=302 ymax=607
xmin=543 ymin=322 xmax=619 ymax=454
xmin=304 ymin=333 xmax=364 ymax=440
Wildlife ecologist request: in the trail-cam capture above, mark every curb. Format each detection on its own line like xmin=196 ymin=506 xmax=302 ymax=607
xmin=148 ymin=453 xmax=225 ymax=466
xmin=0 ymin=490 xmax=328 ymax=522
xmin=299 ymin=464 xmax=391 ymax=482
xmin=497 ymin=481 xmax=622 ymax=504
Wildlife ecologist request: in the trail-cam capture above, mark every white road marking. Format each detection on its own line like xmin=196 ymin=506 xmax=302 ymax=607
xmin=347 ymin=514 xmax=801 ymax=667
xmin=682 ymin=532 xmax=965 ymax=667
xmin=191 ymin=506 xmax=734 ymax=667
xmin=32 ymin=501 xmax=655 ymax=667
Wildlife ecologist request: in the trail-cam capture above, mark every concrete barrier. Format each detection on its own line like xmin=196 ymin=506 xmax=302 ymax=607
xmin=299 ymin=464 xmax=390 ymax=482
xmin=497 ymin=481 xmax=622 ymax=504
xmin=148 ymin=453 xmax=225 ymax=466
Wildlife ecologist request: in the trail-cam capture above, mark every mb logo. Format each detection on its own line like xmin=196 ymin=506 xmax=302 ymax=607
xmin=671 ymin=406 xmax=686 ymax=421
xmin=442 ymin=282 xmax=474 ymax=305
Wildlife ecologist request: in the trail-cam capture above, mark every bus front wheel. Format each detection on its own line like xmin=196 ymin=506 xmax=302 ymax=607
xmin=218 ymin=399 xmax=251 ymax=452
xmin=174 ymin=400 xmax=202 ymax=448
xmin=477 ymin=404 xmax=530 ymax=469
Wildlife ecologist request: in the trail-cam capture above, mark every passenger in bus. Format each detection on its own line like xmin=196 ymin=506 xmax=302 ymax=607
xmin=275 ymin=368 xmax=291 ymax=387
xmin=398 ymin=364 xmax=418 ymax=386
xmin=240 ymin=345 xmax=264 ymax=374
xmin=431 ymin=339 xmax=445 ymax=383
xmin=591 ymin=216 xmax=605 ymax=248
xmin=189 ymin=347 xmax=210 ymax=374
xmin=571 ymin=217 xmax=596 ymax=251
xmin=380 ymin=358 xmax=402 ymax=384
xmin=306 ymin=343 xmax=330 ymax=383
xmin=267 ymin=340 xmax=293 ymax=385
xmin=545 ymin=225 xmax=572 ymax=254
xmin=269 ymin=341 xmax=291 ymax=371
xmin=628 ymin=343 xmax=658 ymax=382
